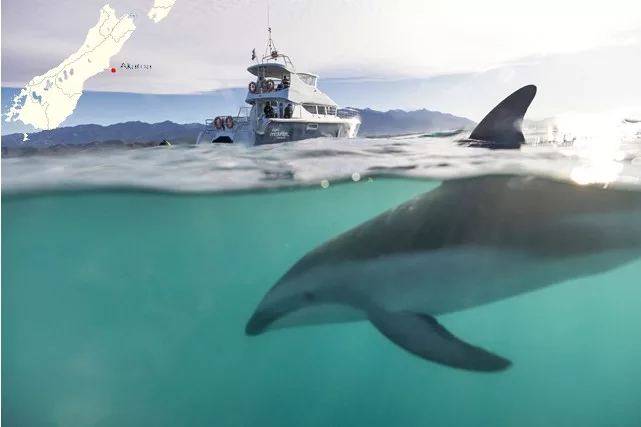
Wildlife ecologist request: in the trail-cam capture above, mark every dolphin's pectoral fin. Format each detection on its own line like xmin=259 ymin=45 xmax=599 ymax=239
xmin=367 ymin=311 xmax=512 ymax=372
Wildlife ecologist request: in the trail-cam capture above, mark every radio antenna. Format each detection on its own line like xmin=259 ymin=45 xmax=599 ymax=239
xmin=265 ymin=0 xmax=277 ymax=56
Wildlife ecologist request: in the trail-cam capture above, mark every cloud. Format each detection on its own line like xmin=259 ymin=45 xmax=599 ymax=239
xmin=2 ymin=0 xmax=640 ymax=95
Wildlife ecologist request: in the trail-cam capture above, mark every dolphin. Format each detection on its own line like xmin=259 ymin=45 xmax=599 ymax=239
xmin=244 ymin=86 xmax=641 ymax=372
xmin=245 ymin=174 xmax=641 ymax=372
xmin=457 ymin=84 xmax=537 ymax=150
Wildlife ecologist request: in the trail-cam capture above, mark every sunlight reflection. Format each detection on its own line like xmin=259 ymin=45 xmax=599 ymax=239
xmin=551 ymin=112 xmax=635 ymax=186
xmin=570 ymin=161 xmax=624 ymax=186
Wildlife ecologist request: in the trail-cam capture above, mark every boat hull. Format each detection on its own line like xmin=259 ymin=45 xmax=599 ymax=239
xmin=195 ymin=118 xmax=361 ymax=146
xmin=255 ymin=120 xmax=357 ymax=146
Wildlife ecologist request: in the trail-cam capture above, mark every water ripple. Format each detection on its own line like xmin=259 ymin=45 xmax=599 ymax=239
xmin=2 ymin=135 xmax=641 ymax=194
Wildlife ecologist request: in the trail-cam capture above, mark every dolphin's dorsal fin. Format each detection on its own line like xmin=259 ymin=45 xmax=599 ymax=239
xmin=468 ymin=84 xmax=537 ymax=147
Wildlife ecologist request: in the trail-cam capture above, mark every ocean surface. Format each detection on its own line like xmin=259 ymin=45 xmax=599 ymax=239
xmin=3 ymin=132 xmax=641 ymax=427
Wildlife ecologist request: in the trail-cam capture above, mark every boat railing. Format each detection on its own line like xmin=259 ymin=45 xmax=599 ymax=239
xmin=337 ymin=108 xmax=361 ymax=120
xmin=205 ymin=119 xmax=217 ymax=131
xmin=204 ymin=108 xmax=252 ymax=131
xmin=236 ymin=106 xmax=251 ymax=121
xmin=261 ymin=52 xmax=295 ymax=70
xmin=249 ymin=78 xmax=290 ymax=95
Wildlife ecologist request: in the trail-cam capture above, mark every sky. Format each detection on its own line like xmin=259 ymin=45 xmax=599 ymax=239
xmin=1 ymin=0 xmax=641 ymax=134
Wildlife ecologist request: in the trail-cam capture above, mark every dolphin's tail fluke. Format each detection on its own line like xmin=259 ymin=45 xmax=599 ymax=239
xmin=461 ymin=84 xmax=537 ymax=150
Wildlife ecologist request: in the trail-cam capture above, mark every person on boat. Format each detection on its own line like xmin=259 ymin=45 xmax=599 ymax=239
xmin=284 ymin=103 xmax=293 ymax=119
xmin=263 ymin=102 xmax=275 ymax=118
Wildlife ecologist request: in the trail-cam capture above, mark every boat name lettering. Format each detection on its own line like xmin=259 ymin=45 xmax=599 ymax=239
xmin=269 ymin=130 xmax=289 ymax=138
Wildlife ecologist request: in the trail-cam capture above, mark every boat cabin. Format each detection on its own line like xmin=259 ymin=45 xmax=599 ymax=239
xmin=244 ymin=51 xmax=340 ymax=122
xmin=251 ymin=100 xmax=340 ymax=121
xmin=246 ymin=53 xmax=295 ymax=95
xmin=246 ymin=62 xmax=320 ymax=95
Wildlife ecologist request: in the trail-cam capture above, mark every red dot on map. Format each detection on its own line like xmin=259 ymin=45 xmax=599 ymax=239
xmin=111 ymin=68 xmax=116 ymax=73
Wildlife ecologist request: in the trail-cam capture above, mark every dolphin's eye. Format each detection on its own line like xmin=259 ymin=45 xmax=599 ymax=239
xmin=303 ymin=292 xmax=315 ymax=302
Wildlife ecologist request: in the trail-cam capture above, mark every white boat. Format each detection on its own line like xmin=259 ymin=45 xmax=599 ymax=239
xmin=195 ymin=29 xmax=361 ymax=146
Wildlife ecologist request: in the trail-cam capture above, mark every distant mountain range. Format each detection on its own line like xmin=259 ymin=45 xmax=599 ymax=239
xmin=1 ymin=108 xmax=475 ymax=156
xmin=352 ymin=108 xmax=475 ymax=137
xmin=1 ymin=120 xmax=204 ymax=148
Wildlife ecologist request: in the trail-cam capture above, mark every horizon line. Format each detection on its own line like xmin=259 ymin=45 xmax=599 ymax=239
xmin=0 ymin=108 xmax=480 ymax=136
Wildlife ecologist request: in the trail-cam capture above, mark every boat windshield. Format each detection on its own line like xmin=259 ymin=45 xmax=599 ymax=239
xmin=297 ymin=73 xmax=317 ymax=87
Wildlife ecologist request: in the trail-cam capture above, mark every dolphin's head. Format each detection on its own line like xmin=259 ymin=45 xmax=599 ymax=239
xmin=245 ymin=277 xmax=323 ymax=336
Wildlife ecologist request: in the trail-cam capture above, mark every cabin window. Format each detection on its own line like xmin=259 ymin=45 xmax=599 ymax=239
xmin=303 ymin=104 xmax=317 ymax=114
xmin=298 ymin=74 xmax=317 ymax=87
xmin=317 ymin=106 xmax=326 ymax=115
xmin=327 ymin=106 xmax=336 ymax=115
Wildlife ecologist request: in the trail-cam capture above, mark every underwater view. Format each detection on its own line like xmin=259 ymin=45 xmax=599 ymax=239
xmin=3 ymin=131 xmax=641 ymax=426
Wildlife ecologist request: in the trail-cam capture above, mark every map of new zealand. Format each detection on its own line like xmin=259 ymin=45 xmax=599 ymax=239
xmin=4 ymin=1 xmax=177 ymax=132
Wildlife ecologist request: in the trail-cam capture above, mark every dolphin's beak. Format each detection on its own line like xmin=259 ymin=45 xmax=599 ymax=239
xmin=245 ymin=290 xmax=315 ymax=335
xmin=245 ymin=308 xmax=290 ymax=336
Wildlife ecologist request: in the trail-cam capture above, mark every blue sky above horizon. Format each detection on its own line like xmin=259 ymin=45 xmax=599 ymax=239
xmin=2 ymin=0 xmax=641 ymax=135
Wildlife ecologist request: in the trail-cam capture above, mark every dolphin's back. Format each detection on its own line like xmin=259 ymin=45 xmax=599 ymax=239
xmin=279 ymin=175 xmax=641 ymax=284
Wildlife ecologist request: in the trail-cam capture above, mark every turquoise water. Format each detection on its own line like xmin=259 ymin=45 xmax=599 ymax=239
xmin=3 ymin=137 xmax=641 ymax=426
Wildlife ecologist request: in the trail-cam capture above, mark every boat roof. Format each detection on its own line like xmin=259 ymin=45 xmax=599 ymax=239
xmin=247 ymin=52 xmax=320 ymax=80
xmin=247 ymin=62 xmax=294 ymax=78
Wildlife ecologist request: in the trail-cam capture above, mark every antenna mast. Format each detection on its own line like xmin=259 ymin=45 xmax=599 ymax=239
xmin=266 ymin=0 xmax=278 ymax=58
